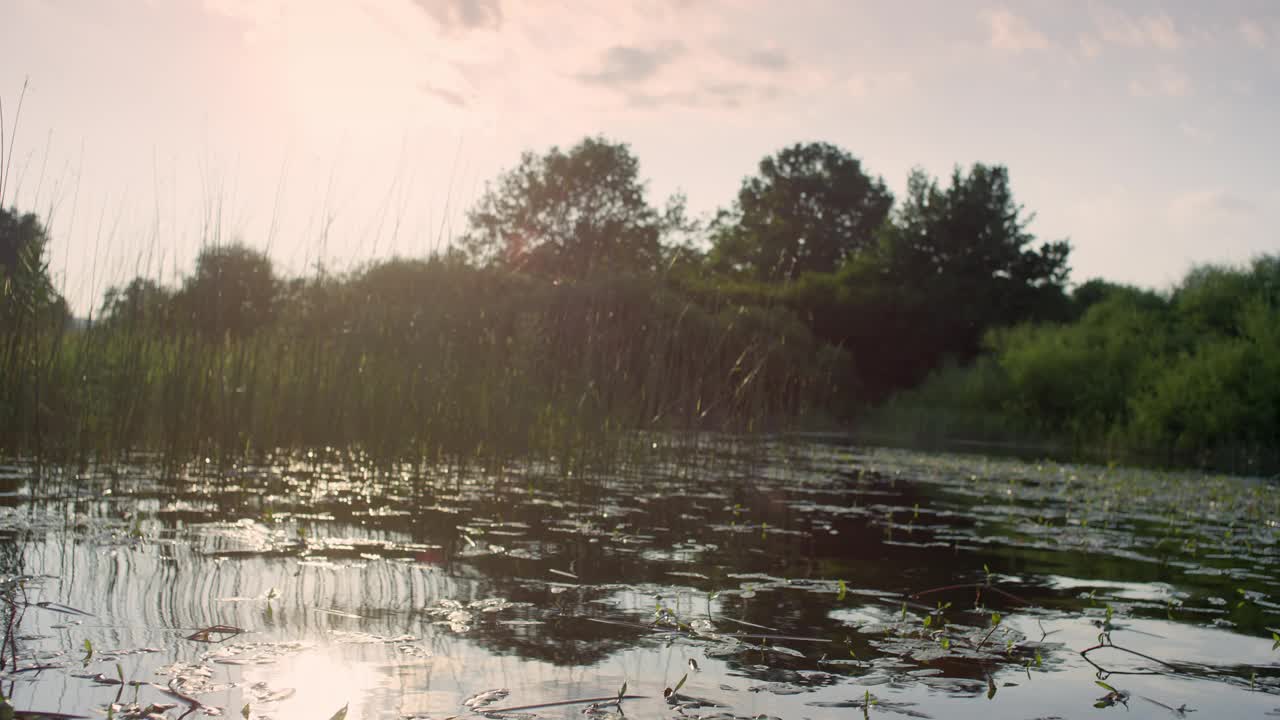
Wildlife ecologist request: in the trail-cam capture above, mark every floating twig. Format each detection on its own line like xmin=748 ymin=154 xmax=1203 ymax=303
xmin=481 ymin=694 xmax=647 ymax=714
xmin=24 ymin=601 xmax=94 ymax=617
xmin=1081 ymin=639 xmax=1177 ymax=676
xmin=909 ymin=582 xmax=1031 ymax=606
xmin=185 ymin=625 xmax=244 ymax=643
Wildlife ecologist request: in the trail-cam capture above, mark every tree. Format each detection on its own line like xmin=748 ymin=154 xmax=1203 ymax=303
xmin=710 ymin=142 xmax=893 ymax=280
xmin=462 ymin=137 xmax=685 ymax=280
xmin=881 ymin=163 xmax=1069 ymax=333
xmin=1 ymin=207 xmax=57 ymax=329
xmin=101 ymin=277 xmax=176 ymax=332
xmin=181 ymin=243 xmax=277 ymax=339
xmin=828 ymin=164 xmax=1071 ymax=396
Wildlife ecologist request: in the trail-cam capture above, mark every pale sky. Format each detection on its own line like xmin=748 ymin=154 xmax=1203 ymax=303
xmin=2 ymin=0 xmax=1278 ymax=314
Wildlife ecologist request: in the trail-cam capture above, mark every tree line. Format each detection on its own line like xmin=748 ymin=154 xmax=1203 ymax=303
xmin=2 ymin=136 xmax=1273 ymax=470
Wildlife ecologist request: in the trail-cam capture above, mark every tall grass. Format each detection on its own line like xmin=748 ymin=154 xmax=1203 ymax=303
xmin=1 ymin=256 xmax=847 ymax=467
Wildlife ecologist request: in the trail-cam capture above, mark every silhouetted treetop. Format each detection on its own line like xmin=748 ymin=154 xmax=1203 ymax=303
xmin=462 ymin=136 xmax=687 ymax=280
xmin=711 ymin=142 xmax=893 ymax=280
xmin=181 ymin=243 xmax=278 ymax=339
xmin=1 ymin=207 xmax=60 ymax=329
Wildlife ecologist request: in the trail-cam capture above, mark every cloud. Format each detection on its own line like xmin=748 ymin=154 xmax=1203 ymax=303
xmin=1077 ymin=34 xmax=1102 ymax=59
xmin=1178 ymin=122 xmax=1212 ymax=142
xmin=578 ymin=44 xmax=682 ymax=87
xmin=742 ymin=48 xmax=789 ymax=71
xmin=627 ymin=81 xmax=783 ymax=110
xmin=1093 ymin=6 xmax=1182 ymax=50
xmin=1170 ymin=189 xmax=1257 ymax=224
xmin=421 ymin=82 xmax=467 ymax=107
xmin=1239 ymin=19 xmax=1268 ymax=49
xmin=984 ymin=8 xmax=1049 ymax=51
xmin=846 ymin=69 xmax=915 ymax=100
xmin=1128 ymin=65 xmax=1190 ymax=97
xmin=410 ymin=0 xmax=502 ymax=32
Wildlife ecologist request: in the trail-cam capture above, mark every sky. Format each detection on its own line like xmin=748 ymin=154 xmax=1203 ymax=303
xmin=2 ymin=0 xmax=1278 ymax=315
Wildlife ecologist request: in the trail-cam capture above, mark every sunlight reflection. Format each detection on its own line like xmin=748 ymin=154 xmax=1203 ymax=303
xmin=243 ymin=649 xmax=381 ymax=720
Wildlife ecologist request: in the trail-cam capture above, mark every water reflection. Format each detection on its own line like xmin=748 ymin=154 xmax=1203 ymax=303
xmin=1 ymin=442 xmax=1278 ymax=719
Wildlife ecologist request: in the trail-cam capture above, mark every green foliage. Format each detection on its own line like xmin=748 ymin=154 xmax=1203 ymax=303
xmin=992 ymin=291 xmax=1169 ymax=436
xmin=101 ymin=278 xmax=176 ymax=332
xmin=866 ymin=164 xmax=1072 ymax=362
xmin=4 ymin=133 xmax=1275 ymax=473
xmin=710 ymin=142 xmax=892 ymax=280
xmin=181 ymin=243 xmax=278 ymax=339
xmin=462 ymin=136 xmax=688 ymax=280
xmin=1 ymin=253 xmax=844 ymax=461
xmin=1 ymin=207 xmax=61 ymax=329
xmin=871 ymin=255 xmax=1280 ymax=471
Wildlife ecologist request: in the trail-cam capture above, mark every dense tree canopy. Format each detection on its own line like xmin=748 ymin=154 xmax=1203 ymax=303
xmin=181 ymin=243 xmax=278 ymax=339
xmin=5 ymin=134 xmax=1276 ymax=472
xmin=101 ymin=278 xmax=175 ymax=331
xmin=711 ymin=142 xmax=893 ymax=280
xmin=870 ymin=164 xmax=1071 ymax=355
xmin=462 ymin=137 xmax=686 ymax=280
xmin=1 ymin=207 xmax=58 ymax=329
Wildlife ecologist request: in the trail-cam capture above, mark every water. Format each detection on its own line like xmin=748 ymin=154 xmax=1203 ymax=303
xmin=1 ymin=440 xmax=1278 ymax=719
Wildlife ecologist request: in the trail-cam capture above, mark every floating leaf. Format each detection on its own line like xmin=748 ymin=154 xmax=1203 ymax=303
xmin=837 ymin=580 xmax=847 ymax=602
xmin=328 ymin=704 xmax=348 ymax=720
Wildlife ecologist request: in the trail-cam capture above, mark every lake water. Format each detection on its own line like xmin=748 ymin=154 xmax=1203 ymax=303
xmin=1 ymin=440 xmax=1278 ymax=719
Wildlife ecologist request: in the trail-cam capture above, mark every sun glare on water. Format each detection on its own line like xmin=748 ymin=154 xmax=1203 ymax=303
xmin=239 ymin=648 xmax=382 ymax=720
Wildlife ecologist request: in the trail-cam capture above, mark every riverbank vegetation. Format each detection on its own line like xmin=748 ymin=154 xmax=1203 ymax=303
xmin=2 ymin=136 xmax=1276 ymax=471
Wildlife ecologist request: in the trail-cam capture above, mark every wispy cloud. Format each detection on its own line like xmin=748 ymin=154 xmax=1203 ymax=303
xmin=984 ymin=8 xmax=1049 ymax=51
xmin=1239 ymin=19 xmax=1268 ymax=49
xmin=421 ymin=82 xmax=468 ymax=107
xmin=1179 ymin=122 xmax=1213 ymax=142
xmin=578 ymin=44 xmax=682 ymax=87
xmin=1128 ymin=65 xmax=1190 ymax=97
xmin=1093 ymin=5 xmax=1183 ymax=50
xmin=410 ymin=0 xmax=502 ymax=32
xmin=1077 ymin=33 xmax=1103 ymax=59
xmin=742 ymin=48 xmax=789 ymax=71
xmin=1170 ymin=189 xmax=1257 ymax=224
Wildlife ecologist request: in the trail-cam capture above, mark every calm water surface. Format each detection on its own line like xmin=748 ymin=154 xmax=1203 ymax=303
xmin=1 ymin=440 xmax=1278 ymax=720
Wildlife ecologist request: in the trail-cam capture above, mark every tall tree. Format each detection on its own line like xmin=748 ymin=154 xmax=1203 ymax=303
xmin=711 ymin=142 xmax=893 ymax=280
xmin=841 ymin=164 xmax=1071 ymax=395
xmin=883 ymin=163 xmax=1069 ymax=328
xmin=101 ymin=277 xmax=175 ymax=332
xmin=181 ymin=243 xmax=278 ymax=339
xmin=462 ymin=137 xmax=685 ymax=280
xmin=0 ymin=207 xmax=58 ymax=331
